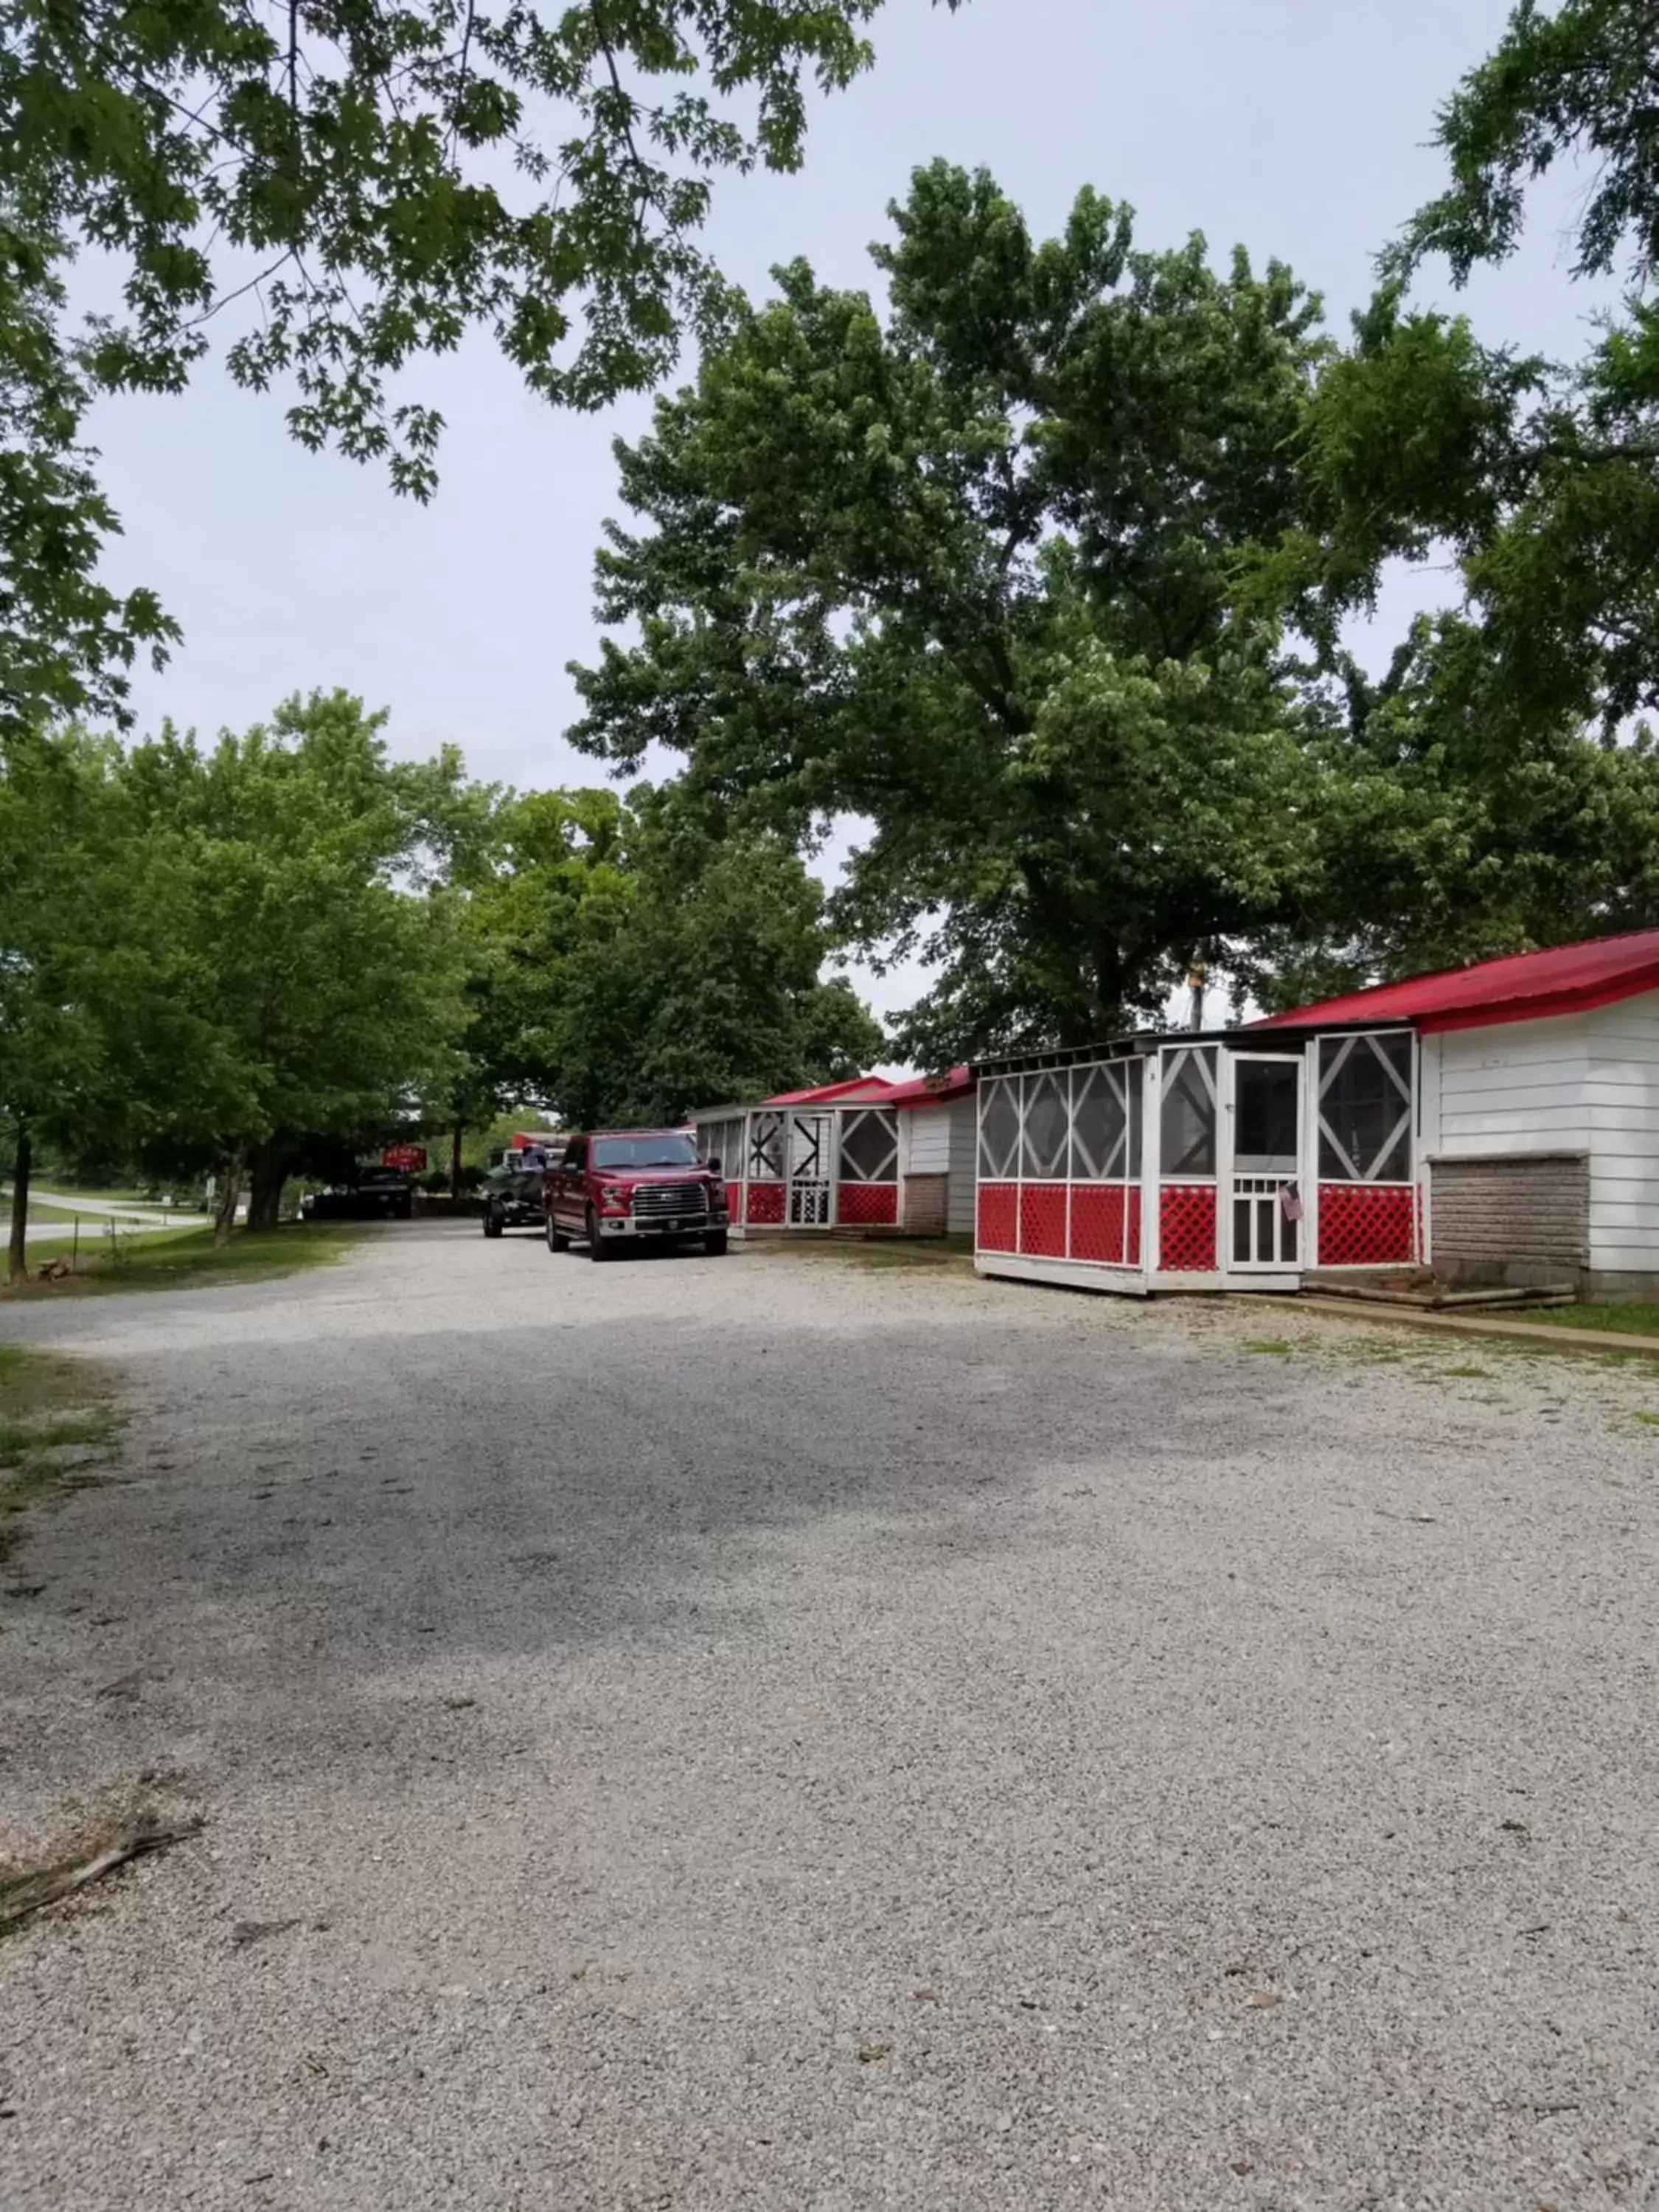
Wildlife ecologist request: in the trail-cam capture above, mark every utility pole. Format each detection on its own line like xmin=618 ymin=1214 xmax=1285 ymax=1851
xmin=1186 ymin=964 xmax=1207 ymax=1033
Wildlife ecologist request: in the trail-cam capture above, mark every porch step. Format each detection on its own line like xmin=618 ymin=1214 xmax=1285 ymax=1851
xmin=1301 ymin=1273 xmax=1577 ymax=1312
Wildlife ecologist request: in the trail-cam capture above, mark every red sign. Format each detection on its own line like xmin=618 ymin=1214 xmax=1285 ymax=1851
xmin=383 ymin=1144 xmax=428 ymax=1172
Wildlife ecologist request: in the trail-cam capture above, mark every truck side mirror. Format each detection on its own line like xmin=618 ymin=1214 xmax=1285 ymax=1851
xmin=706 ymin=1155 xmax=723 ymax=1176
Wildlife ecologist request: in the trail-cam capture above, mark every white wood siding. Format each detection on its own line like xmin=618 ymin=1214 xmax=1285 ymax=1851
xmin=1435 ymin=1015 xmax=1594 ymax=1155
xmin=900 ymin=1097 xmax=977 ymax=1233
xmin=947 ymin=1095 xmax=977 ymax=1234
xmin=1585 ymin=995 xmax=1659 ymax=1271
xmin=905 ymin=1104 xmax=951 ymax=1175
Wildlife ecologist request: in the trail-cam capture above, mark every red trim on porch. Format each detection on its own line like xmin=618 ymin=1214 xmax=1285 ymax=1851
xmin=1019 ymin=1183 xmax=1068 ymax=1259
xmin=1316 ymin=1183 xmax=1417 ymax=1267
xmin=977 ymin=1183 xmax=1018 ymax=1253
xmin=837 ymin=1181 xmax=898 ymax=1227
xmin=1069 ymin=1184 xmax=1133 ymax=1266
xmin=1159 ymin=1185 xmax=1217 ymax=1272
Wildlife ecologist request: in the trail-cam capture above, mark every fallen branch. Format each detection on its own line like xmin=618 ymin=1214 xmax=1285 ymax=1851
xmin=0 ymin=1815 xmax=203 ymax=1930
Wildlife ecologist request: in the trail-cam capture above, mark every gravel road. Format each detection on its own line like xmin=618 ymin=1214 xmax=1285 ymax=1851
xmin=4 ymin=1223 xmax=1659 ymax=2211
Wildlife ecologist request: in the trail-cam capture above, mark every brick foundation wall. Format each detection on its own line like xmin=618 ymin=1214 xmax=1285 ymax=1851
xmin=1428 ymin=1152 xmax=1587 ymax=1287
xmin=902 ymin=1173 xmax=948 ymax=1236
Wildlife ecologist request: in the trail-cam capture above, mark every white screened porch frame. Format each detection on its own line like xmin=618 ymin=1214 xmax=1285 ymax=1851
xmin=695 ymin=1108 xmax=751 ymax=1228
xmin=698 ymin=1101 xmax=902 ymax=1233
xmin=975 ymin=1054 xmax=1147 ymax=1280
xmin=1307 ymin=1028 xmax=1420 ymax=1272
xmin=975 ymin=1028 xmax=1423 ymax=1292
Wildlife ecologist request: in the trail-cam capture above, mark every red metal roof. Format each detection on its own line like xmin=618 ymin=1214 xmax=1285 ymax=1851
xmin=763 ymin=1075 xmax=897 ymax=1106
xmin=879 ymin=1064 xmax=974 ymax=1108
xmin=1252 ymin=928 xmax=1659 ymax=1036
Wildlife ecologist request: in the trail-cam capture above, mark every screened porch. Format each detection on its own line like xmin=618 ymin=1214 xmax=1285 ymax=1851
xmin=972 ymin=1028 xmax=1421 ymax=1293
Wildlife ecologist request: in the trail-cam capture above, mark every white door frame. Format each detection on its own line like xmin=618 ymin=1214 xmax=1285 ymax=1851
xmin=787 ymin=1110 xmax=834 ymax=1226
xmin=1220 ymin=1050 xmax=1305 ymax=1279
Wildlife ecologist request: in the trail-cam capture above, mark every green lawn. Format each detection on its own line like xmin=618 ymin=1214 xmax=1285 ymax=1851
xmin=3 ymin=1222 xmax=364 ymax=1299
xmin=1512 ymin=1301 xmax=1659 ymax=1337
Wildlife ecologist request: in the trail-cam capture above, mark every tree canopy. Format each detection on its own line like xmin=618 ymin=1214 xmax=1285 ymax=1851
xmin=115 ymin=690 xmax=477 ymax=1229
xmin=1 ymin=0 xmax=959 ymax=492
xmin=571 ymin=163 xmax=1345 ymax=1057
xmin=569 ymin=154 xmax=1659 ymax=1055
xmin=0 ymin=1 xmax=961 ymax=746
xmin=1279 ymin=0 xmax=1659 ymax=746
xmin=456 ymin=785 xmax=881 ymax=1129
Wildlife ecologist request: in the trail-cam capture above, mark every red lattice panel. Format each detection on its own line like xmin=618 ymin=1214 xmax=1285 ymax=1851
xmin=1069 ymin=1183 xmax=1130 ymax=1266
xmin=726 ymin=1181 xmax=743 ymax=1221
xmin=838 ymin=1181 xmax=898 ymax=1227
xmin=1159 ymin=1184 xmax=1217 ymax=1273
xmin=746 ymin=1182 xmax=785 ymax=1226
xmin=1318 ymin=1183 xmax=1417 ymax=1267
xmin=978 ymin=1182 xmax=1018 ymax=1252
xmin=1019 ymin=1182 xmax=1068 ymax=1259
xmin=1126 ymin=1187 xmax=1143 ymax=1267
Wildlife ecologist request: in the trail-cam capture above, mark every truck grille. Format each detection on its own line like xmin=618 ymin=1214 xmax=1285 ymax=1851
xmin=631 ymin=1183 xmax=707 ymax=1220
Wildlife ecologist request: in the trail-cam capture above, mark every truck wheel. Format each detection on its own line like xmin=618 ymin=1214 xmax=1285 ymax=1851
xmin=586 ymin=1207 xmax=613 ymax=1262
xmin=703 ymin=1231 xmax=728 ymax=1256
xmin=546 ymin=1213 xmax=568 ymax=1254
xmin=482 ymin=1206 xmax=503 ymax=1239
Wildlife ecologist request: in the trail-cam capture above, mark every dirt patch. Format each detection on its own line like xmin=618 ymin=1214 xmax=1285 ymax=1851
xmin=0 ymin=1347 xmax=122 ymax=1563
xmin=0 ymin=1770 xmax=202 ymax=1935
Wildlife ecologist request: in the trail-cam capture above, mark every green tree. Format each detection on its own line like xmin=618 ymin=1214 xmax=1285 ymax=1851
xmin=119 ymin=690 xmax=473 ymax=1236
xmin=1235 ymin=611 xmax=1659 ymax=1012
xmin=438 ymin=785 xmax=634 ymax=1181
xmin=0 ymin=3 xmax=961 ymax=752
xmin=0 ymin=222 xmax=175 ymax=748
xmin=0 ymin=729 xmax=225 ymax=1275
xmin=571 ymin=164 xmax=1338 ymax=1057
xmin=1 ymin=0 xmax=960 ymax=495
xmin=1394 ymin=0 xmax=1659 ymax=290
xmin=451 ymin=783 xmax=880 ymax=1127
xmin=1271 ymin=1 xmax=1659 ymax=746
xmin=554 ymin=792 xmax=882 ymax=1124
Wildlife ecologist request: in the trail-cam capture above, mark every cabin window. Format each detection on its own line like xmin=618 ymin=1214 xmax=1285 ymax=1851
xmin=1069 ymin=1060 xmax=1140 ymax=1181
xmin=1317 ymin=1032 xmax=1413 ymax=1183
xmin=978 ymin=1077 xmax=1020 ymax=1179
xmin=748 ymin=1112 xmax=785 ymax=1180
xmin=839 ymin=1107 xmax=899 ymax=1183
xmin=1020 ymin=1073 xmax=1070 ymax=1178
xmin=1160 ymin=1046 xmax=1217 ymax=1178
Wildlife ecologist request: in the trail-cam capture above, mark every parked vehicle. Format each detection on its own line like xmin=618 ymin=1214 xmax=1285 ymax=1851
xmin=481 ymin=1160 xmax=546 ymax=1239
xmin=545 ymin=1128 xmax=728 ymax=1260
xmin=301 ymin=1166 xmax=414 ymax=1221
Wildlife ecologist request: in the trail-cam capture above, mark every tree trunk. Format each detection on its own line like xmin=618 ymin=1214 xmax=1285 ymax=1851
xmin=246 ymin=1142 xmax=287 ymax=1232
xmin=213 ymin=1147 xmax=246 ymax=1246
xmin=451 ymin=1120 xmax=464 ymax=1203
xmin=7 ymin=1123 xmax=31 ymax=1284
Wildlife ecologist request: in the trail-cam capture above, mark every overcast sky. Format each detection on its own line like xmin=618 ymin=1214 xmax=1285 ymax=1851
xmin=88 ymin=0 xmax=1594 ymax=1053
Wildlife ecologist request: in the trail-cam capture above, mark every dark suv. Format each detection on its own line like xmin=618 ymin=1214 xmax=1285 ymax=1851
xmin=481 ymin=1159 xmax=547 ymax=1238
xmin=546 ymin=1129 xmax=728 ymax=1260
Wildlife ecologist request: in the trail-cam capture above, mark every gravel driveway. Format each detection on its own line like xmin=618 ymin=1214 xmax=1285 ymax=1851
xmin=3 ymin=1223 xmax=1659 ymax=2211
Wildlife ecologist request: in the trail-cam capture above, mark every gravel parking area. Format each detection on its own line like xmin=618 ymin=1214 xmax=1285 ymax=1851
xmin=3 ymin=1223 xmax=1659 ymax=2210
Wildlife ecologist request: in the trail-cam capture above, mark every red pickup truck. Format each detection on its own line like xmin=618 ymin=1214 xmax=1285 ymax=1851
xmin=544 ymin=1127 xmax=729 ymax=1261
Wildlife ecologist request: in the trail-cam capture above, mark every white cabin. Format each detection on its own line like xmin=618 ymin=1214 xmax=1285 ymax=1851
xmin=972 ymin=931 xmax=1659 ymax=1300
xmin=695 ymin=1069 xmax=975 ymax=1239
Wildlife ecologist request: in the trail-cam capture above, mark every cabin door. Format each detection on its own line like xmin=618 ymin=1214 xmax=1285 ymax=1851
xmin=787 ymin=1112 xmax=833 ymax=1225
xmin=1224 ymin=1054 xmax=1303 ymax=1272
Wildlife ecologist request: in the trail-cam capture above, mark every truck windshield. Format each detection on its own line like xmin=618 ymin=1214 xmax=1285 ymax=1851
xmin=591 ymin=1134 xmax=700 ymax=1170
